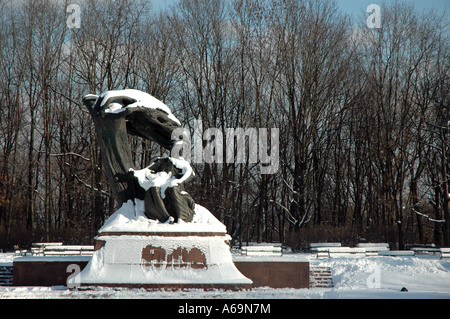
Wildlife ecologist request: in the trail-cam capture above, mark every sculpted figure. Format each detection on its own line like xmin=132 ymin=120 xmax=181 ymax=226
xmin=82 ymin=89 xmax=195 ymax=223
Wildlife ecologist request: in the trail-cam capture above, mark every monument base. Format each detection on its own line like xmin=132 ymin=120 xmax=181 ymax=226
xmin=76 ymin=202 xmax=252 ymax=290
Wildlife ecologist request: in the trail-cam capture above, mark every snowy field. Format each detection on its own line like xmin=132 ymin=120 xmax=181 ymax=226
xmin=1 ymin=252 xmax=449 ymax=299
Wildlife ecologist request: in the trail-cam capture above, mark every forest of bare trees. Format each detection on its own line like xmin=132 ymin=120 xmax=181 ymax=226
xmin=0 ymin=0 xmax=448 ymax=250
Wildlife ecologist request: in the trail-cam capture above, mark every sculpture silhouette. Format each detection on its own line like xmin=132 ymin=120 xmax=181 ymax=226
xmin=82 ymin=90 xmax=195 ymax=223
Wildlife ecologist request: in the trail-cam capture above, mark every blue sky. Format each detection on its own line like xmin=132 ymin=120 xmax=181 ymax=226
xmin=151 ymin=0 xmax=449 ymax=26
xmin=151 ymin=0 xmax=449 ymax=12
xmin=151 ymin=0 xmax=179 ymax=11
xmin=336 ymin=0 xmax=449 ymax=19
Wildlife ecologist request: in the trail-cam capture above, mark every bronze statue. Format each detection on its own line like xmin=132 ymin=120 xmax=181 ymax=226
xmin=82 ymin=89 xmax=195 ymax=223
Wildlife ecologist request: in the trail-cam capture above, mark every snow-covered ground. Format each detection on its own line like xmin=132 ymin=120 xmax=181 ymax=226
xmin=1 ymin=252 xmax=449 ymax=299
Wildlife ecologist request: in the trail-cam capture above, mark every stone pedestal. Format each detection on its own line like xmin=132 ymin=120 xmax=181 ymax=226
xmin=76 ymin=202 xmax=252 ymax=290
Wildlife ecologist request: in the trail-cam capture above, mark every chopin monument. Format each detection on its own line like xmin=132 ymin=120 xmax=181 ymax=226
xmin=76 ymin=89 xmax=252 ymax=289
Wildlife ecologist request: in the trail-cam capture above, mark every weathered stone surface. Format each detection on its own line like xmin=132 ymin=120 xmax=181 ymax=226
xmin=141 ymin=245 xmax=207 ymax=269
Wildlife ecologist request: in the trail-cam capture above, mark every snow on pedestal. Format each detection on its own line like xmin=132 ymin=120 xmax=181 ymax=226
xmin=76 ymin=201 xmax=252 ymax=289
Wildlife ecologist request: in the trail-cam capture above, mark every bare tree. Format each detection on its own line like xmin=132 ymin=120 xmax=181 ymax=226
xmin=271 ymin=0 xmax=352 ymax=230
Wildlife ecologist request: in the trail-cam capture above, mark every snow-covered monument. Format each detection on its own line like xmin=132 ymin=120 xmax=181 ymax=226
xmin=76 ymin=89 xmax=252 ymax=289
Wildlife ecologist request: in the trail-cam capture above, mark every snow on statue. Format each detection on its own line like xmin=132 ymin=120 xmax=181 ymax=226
xmin=79 ymin=90 xmax=252 ymax=290
xmin=82 ymin=89 xmax=195 ymax=224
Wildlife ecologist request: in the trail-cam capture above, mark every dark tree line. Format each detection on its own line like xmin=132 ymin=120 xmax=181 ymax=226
xmin=0 ymin=0 xmax=449 ymax=250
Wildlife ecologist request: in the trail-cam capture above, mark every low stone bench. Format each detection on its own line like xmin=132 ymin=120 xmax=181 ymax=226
xmin=356 ymin=243 xmax=390 ymax=256
xmin=311 ymin=247 xmax=366 ymax=258
xmin=378 ymin=250 xmax=415 ymax=256
xmin=241 ymin=245 xmax=283 ymax=257
xmin=43 ymin=245 xmax=94 ymax=256
xmin=440 ymin=248 xmax=450 ymax=259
